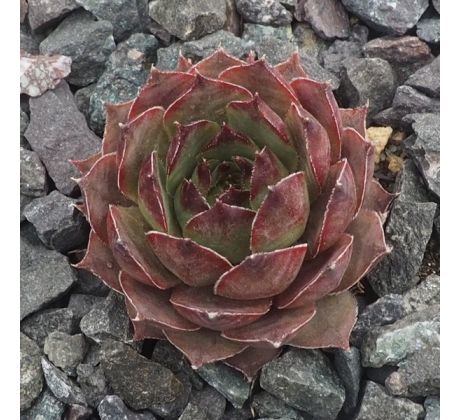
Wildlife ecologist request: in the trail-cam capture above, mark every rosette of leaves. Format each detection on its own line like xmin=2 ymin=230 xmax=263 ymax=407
xmin=73 ymin=50 xmax=395 ymax=379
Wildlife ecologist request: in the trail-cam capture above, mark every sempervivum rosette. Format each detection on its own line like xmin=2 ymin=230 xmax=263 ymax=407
xmin=73 ymin=50 xmax=395 ymax=379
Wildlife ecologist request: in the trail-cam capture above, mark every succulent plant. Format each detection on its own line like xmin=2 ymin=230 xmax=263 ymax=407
xmin=73 ymin=50 xmax=395 ymax=379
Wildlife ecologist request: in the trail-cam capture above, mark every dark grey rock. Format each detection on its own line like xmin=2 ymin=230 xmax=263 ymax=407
xmin=41 ymin=357 xmax=87 ymax=405
xmin=221 ymin=407 xmax=253 ymax=420
xmin=299 ymin=53 xmax=340 ymax=90
xmin=361 ymin=305 xmax=440 ymax=368
xmin=405 ymin=56 xmax=440 ymax=98
xmin=74 ymin=83 xmax=97 ymax=124
xmin=23 ymin=190 xmax=88 ymax=253
xmin=80 ymin=291 xmax=131 ymax=344
xmin=88 ymin=33 xmax=159 ymax=134
xmin=293 ymin=23 xmax=329 ymax=62
xmin=74 ymin=270 xmax=110 ymax=297
xmin=25 ymin=81 xmax=101 ymax=195
xmin=341 ymin=57 xmax=396 ymax=117
xmin=100 ymin=340 xmax=183 ymax=410
xmin=21 ymin=195 xmax=33 ymax=222
xmin=20 ymin=24 xmax=42 ymax=54
xmin=149 ymin=0 xmax=227 ymax=41
xmin=366 ymin=365 xmax=399 ymax=386
xmin=21 ymin=308 xmax=78 ymax=347
xmin=403 ymin=274 xmax=440 ymax=313
xmin=333 ymin=347 xmax=361 ymax=413
xmin=20 ymin=389 xmax=66 ymax=420
xmin=20 ymin=109 xmax=29 ymax=136
xmin=235 ymin=0 xmax=292 ymax=26
xmin=98 ymin=395 xmax=157 ymax=419
xmin=20 ymin=148 xmax=47 ymax=198
xmin=417 ymin=18 xmax=440 ymax=44
xmin=40 ymin=10 xmax=116 ymax=87
xmin=260 ymin=349 xmax=345 ymax=418
xmin=296 ymin=0 xmax=350 ymax=40
xmin=396 ymin=159 xmax=430 ymax=203
xmin=392 ymin=85 xmax=440 ymax=114
xmin=76 ymin=0 xmax=145 ymax=41
xmin=424 ymin=396 xmax=440 ymax=420
xmin=321 ymin=38 xmax=364 ymax=77
xmin=179 ymin=386 xmax=226 ymax=420
xmin=356 ymin=381 xmax=424 ymax=420
xmin=251 ymin=391 xmax=305 ymax=420
xmin=68 ymin=294 xmax=104 ymax=320
xmin=76 ymin=363 xmax=109 ymax=407
xmin=28 ymin=0 xmax=79 ymax=31
xmin=44 ymin=332 xmax=87 ymax=375
xmin=196 ymin=363 xmax=250 ymax=409
xmin=341 ymin=0 xmax=429 ymax=35
xmin=20 ymin=333 xmax=44 ymax=411
xmin=66 ymin=404 xmax=94 ymax=419
xmin=432 ymin=0 xmax=440 ymax=13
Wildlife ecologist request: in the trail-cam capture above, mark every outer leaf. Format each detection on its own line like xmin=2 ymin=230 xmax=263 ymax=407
xmin=174 ymin=179 xmax=210 ymax=230
xmin=170 ymin=286 xmax=271 ymax=330
xmin=251 ymin=173 xmax=309 ymax=253
xmin=214 ymin=244 xmax=308 ymax=300
xmin=183 ymin=201 xmax=256 ymax=264
xmin=103 ymin=100 xmax=133 ymax=155
xmin=362 ymin=179 xmax=397 ymax=215
xmin=107 ymin=206 xmax=180 ymax=289
xmin=126 ymin=299 xmax=165 ymax=340
xmin=303 ymin=159 xmax=357 ymax=257
xmin=334 ymin=209 xmax=390 ymax=293
xmin=71 ymin=152 xmax=102 ymax=176
xmin=176 ymin=52 xmax=193 ymax=71
xmin=275 ymin=234 xmax=353 ymax=309
xmin=191 ymin=49 xmax=246 ymax=78
xmin=291 ymin=77 xmax=343 ymax=163
xmin=340 ymin=105 xmax=368 ymax=138
xmin=118 ymin=107 xmax=169 ymax=202
xmin=164 ymin=329 xmax=247 ymax=369
xmin=288 ymin=292 xmax=358 ymax=350
xmin=146 ymin=232 xmax=233 ymax=287
xmin=274 ymin=52 xmax=307 ymax=82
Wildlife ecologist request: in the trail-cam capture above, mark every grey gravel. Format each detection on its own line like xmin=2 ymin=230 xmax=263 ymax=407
xmin=68 ymin=294 xmax=104 ymax=320
xmin=20 ymin=333 xmax=44 ymax=411
xmin=417 ymin=18 xmax=440 ymax=44
xmin=27 ymin=0 xmax=79 ymax=32
xmin=299 ymin=52 xmax=340 ymax=90
xmin=76 ymin=363 xmax=110 ymax=408
xmin=293 ymin=23 xmax=329 ymax=62
xmin=251 ymin=391 xmax=305 ymax=420
xmin=74 ymin=83 xmax=97 ymax=124
xmin=44 ymin=332 xmax=87 ymax=375
xmin=20 ymin=148 xmax=47 ymax=198
xmin=333 ymin=347 xmax=362 ymax=413
xmin=432 ymin=0 xmax=440 ymax=13
xmin=396 ymin=159 xmax=431 ymax=203
xmin=20 ymin=389 xmax=66 ymax=420
xmin=405 ymin=56 xmax=440 ymax=98
xmin=321 ymin=37 xmax=364 ymax=77
xmin=424 ymin=396 xmax=440 ymax=420
xmin=179 ymin=386 xmax=226 ymax=420
xmin=98 ymin=395 xmax=157 ymax=419
xmin=235 ymin=0 xmax=292 ymax=26
xmin=20 ymin=24 xmax=42 ymax=54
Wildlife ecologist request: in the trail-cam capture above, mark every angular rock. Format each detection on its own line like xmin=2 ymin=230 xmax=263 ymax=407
xmin=321 ymin=37 xmax=364 ymax=77
xmin=432 ymin=0 xmax=440 ymax=13
xmin=40 ymin=10 xmax=116 ymax=87
xmin=20 ymin=148 xmax=47 ymax=198
xmin=341 ymin=57 xmax=396 ymax=117
xmin=235 ymin=0 xmax=292 ymax=26
xmin=98 ymin=395 xmax=157 ymax=419
xmin=341 ymin=0 xmax=429 ymax=35
xmin=396 ymin=159 xmax=431 ymax=203
xmin=20 ymin=389 xmax=66 ymax=420
xmin=74 ymin=83 xmax=97 ymax=124
xmin=80 ymin=292 xmax=131 ymax=344
xmin=28 ymin=0 xmax=79 ymax=32
xmin=179 ymin=386 xmax=226 ymax=420
xmin=260 ymin=349 xmax=345 ymax=418
xmin=44 ymin=332 xmax=87 ymax=375
xmin=149 ymin=0 xmax=227 ymax=41
xmin=196 ymin=363 xmax=250 ymax=409
xmin=25 ymin=80 xmax=101 ymax=195
xmin=20 ymin=333 xmax=44 ymax=411
xmin=73 ymin=270 xmax=110 ymax=297
xmin=88 ymin=33 xmax=158 ymax=134
xmin=68 ymin=294 xmax=104 ymax=320
xmin=23 ymin=190 xmax=88 ymax=253
xmin=41 ymin=357 xmax=87 ymax=406
xmin=392 ymin=85 xmax=440 ymax=114
xmin=66 ymin=404 xmax=94 ymax=419
xmin=21 ymin=109 xmax=29 ymax=136
xmin=424 ymin=396 xmax=440 ymax=420
xmin=403 ymin=274 xmax=440 ymax=313
xmin=417 ymin=18 xmax=440 ymax=44
xmin=293 ymin=23 xmax=329 ymax=62
xmin=76 ymin=363 xmax=109 ymax=408
xmin=100 ymin=340 xmax=183 ymax=410
xmin=405 ymin=56 xmax=440 ymax=98
xmin=299 ymin=52 xmax=340 ymax=90
xmin=21 ymin=195 xmax=33 ymax=223
xmin=20 ymin=24 xmax=42 ymax=55
xmin=251 ymin=391 xmax=305 ymax=420
xmin=221 ymin=407 xmax=252 ymax=420
xmin=356 ymin=381 xmax=424 ymax=420
xmin=333 ymin=347 xmax=361 ymax=414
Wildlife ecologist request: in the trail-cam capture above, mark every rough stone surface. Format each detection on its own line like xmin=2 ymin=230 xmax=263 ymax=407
xmin=321 ymin=37 xmax=364 ymax=77
xmin=392 ymin=85 xmax=440 ymax=114
xmin=20 ymin=333 xmax=44 ymax=411
xmin=260 ymin=349 xmax=345 ymax=418
xmin=66 ymin=404 xmax=94 ymax=419
xmin=20 ymin=24 xmax=42 ymax=54
xmin=41 ymin=357 xmax=87 ymax=406
xmin=25 ymin=81 xmax=101 ymax=195
xmin=424 ymin=396 xmax=440 ymax=420
xmin=28 ymin=0 xmax=79 ymax=31
xmin=98 ymin=395 xmax=157 ymax=419
xmin=221 ymin=407 xmax=252 ymax=420
xmin=293 ymin=23 xmax=329 ymax=62
xmin=341 ymin=57 xmax=396 ymax=117
xmin=417 ymin=18 xmax=440 ymax=44
xmin=23 ymin=190 xmax=88 ymax=253
xmin=74 ymin=84 xmax=97 ymax=124
xmin=100 ymin=340 xmax=183 ymax=410
xmin=20 ymin=148 xmax=47 ymax=198
xmin=68 ymin=294 xmax=104 ymax=320
xmin=396 ymin=159 xmax=431 ymax=203
xmin=88 ymin=33 xmax=159 ymax=134
xmin=341 ymin=0 xmax=429 ymax=35
xmin=235 ymin=0 xmax=292 ymax=26
xmin=74 ymin=270 xmax=110 ymax=297
xmin=251 ymin=391 xmax=305 ymax=420
xmin=432 ymin=0 xmax=440 ymax=13
xmin=44 ymin=332 xmax=87 ymax=375
xmin=20 ymin=389 xmax=66 ymax=420
xmin=40 ymin=10 xmax=116 ymax=87
xmin=149 ymin=0 xmax=227 ymax=41
xmin=179 ymin=386 xmax=226 ymax=420
xmin=405 ymin=56 xmax=440 ymax=98
xmin=196 ymin=363 xmax=250 ymax=409
xmin=403 ymin=274 xmax=440 ymax=313
xmin=299 ymin=52 xmax=340 ymax=90
xmin=333 ymin=347 xmax=362 ymax=413
xmin=76 ymin=363 xmax=109 ymax=408
xmin=356 ymin=381 xmax=425 ymax=420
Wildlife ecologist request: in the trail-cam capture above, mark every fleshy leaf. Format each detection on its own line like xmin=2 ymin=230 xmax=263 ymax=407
xmin=166 ymin=120 xmax=220 ymax=193
xmin=164 ymin=329 xmax=247 ymax=369
xmin=191 ymin=49 xmax=246 ymax=78
xmin=218 ymin=187 xmax=250 ymax=207
xmin=107 ymin=206 xmax=180 ymax=289
xmin=74 ymin=230 xmax=122 ymax=292
xmin=214 ymin=244 xmax=308 ymax=300
xmin=118 ymin=107 xmax=169 ymax=202
xmin=222 ymin=305 xmax=316 ymax=348
xmin=288 ymin=292 xmax=358 ymax=350
xmin=303 ymin=159 xmax=357 ymax=257
xmin=251 ymin=173 xmax=309 ymax=253
xmin=233 ymin=156 xmax=253 ymax=190
xmin=176 ymin=53 xmax=193 ymax=71
xmin=119 ymin=271 xmax=198 ymax=331
xmin=71 ymin=152 xmax=102 ymax=176
xmin=128 ymin=69 xmax=196 ymax=120
xmin=250 ymin=147 xmax=289 ymax=210
xmin=275 ymin=234 xmax=353 ymax=309
xmin=340 ymin=105 xmax=368 ymax=138
xmin=183 ymin=201 xmax=255 ymax=264
xmin=274 ymin=52 xmax=307 ymax=82
xmin=224 ymin=347 xmax=281 ymax=381
xmin=146 ymin=232 xmax=233 ymax=287
xmin=226 ymin=94 xmax=298 ymax=171
xmin=126 ymin=299 xmax=165 ymax=340
xmin=219 ymin=59 xmax=298 ymax=117
xmin=334 ymin=209 xmax=390 ymax=292
xmin=362 ymin=179 xmax=397 ymax=215
xmin=291 ymin=77 xmax=343 ymax=163
xmin=163 ymin=73 xmax=252 ymax=136
xmin=174 ymin=179 xmax=210 ymax=230
xmin=341 ymin=127 xmax=374 ymax=215
xmin=170 ymin=286 xmax=271 ymax=330
xmin=191 ymin=160 xmax=212 ymax=196
xmin=103 ymin=101 xmax=133 ymax=155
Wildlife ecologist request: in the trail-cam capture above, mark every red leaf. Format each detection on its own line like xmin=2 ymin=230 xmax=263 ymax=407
xmin=218 ymin=187 xmax=250 ymax=207
xmin=176 ymin=53 xmax=193 ymax=71
xmin=70 ymin=152 xmax=102 ymax=176
xmin=274 ymin=52 xmax=307 ymax=82
xmin=174 ymin=179 xmax=210 ymax=230
xmin=103 ymin=100 xmax=133 ymax=155
xmin=362 ymin=179 xmax=397 ymax=215
xmin=125 ymin=299 xmax=165 ymax=340
xmin=191 ymin=49 xmax=246 ymax=78
xmin=339 ymin=105 xmax=368 ymax=138
xmin=224 ymin=347 xmax=281 ymax=381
